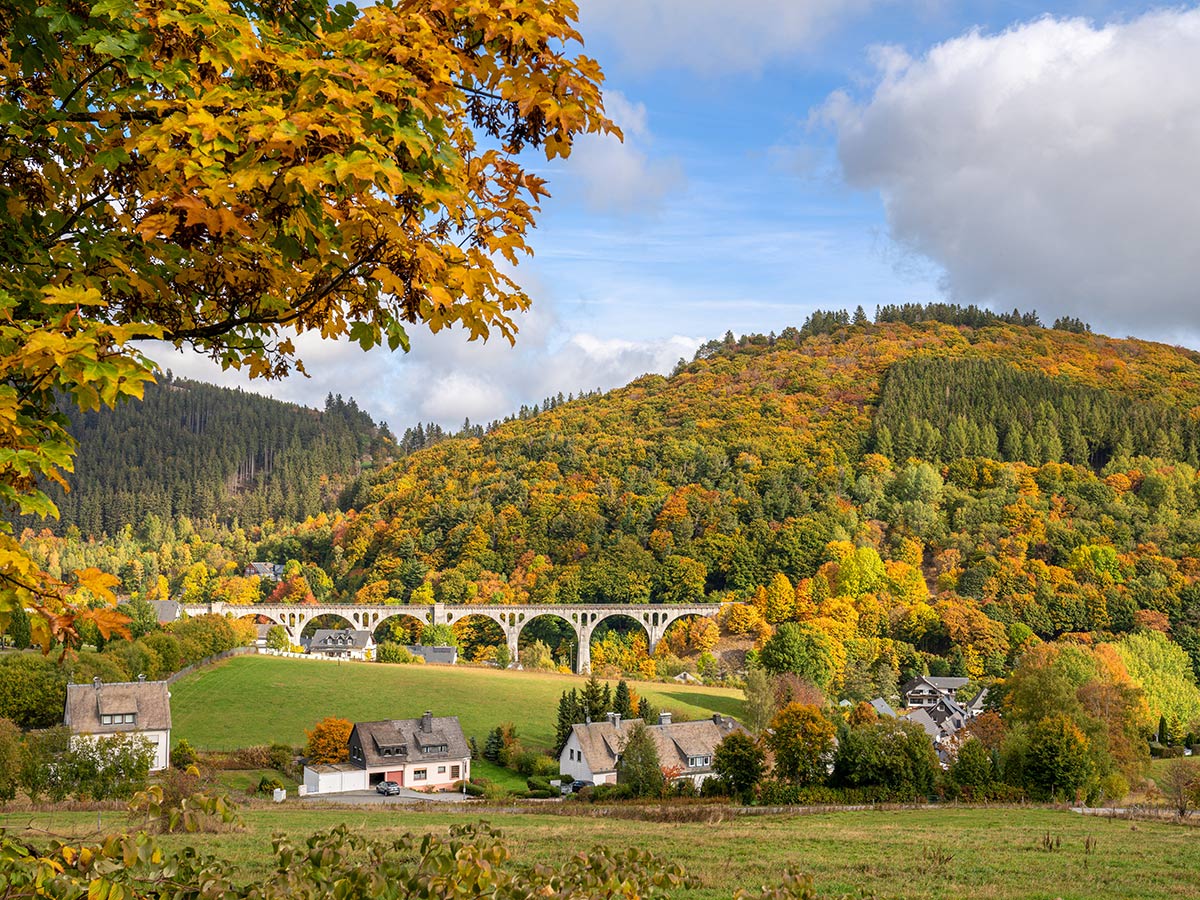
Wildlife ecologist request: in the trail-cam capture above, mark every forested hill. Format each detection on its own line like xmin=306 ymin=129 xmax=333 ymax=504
xmin=313 ymin=315 xmax=1200 ymax=680
xmin=13 ymin=376 xmax=394 ymax=536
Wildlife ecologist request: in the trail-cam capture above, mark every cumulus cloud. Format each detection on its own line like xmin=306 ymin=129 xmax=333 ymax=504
xmin=821 ymin=10 xmax=1200 ymax=337
xmin=581 ymin=0 xmax=878 ymax=73
xmin=564 ymin=90 xmax=684 ymax=214
xmin=157 ymin=301 xmax=700 ymax=431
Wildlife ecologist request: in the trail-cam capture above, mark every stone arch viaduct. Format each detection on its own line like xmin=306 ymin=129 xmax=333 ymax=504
xmin=176 ymin=601 xmax=724 ymax=674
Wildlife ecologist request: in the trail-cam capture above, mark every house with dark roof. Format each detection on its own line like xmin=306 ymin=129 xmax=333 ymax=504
xmin=559 ymin=711 xmax=743 ymax=787
xmin=306 ymin=629 xmax=375 ymax=660
xmin=64 ymin=677 xmax=172 ymax=771
xmin=901 ymin=675 xmax=969 ymax=709
xmin=244 ymin=562 xmax=285 ymax=580
xmin=302 ymin=711 xmax=470 ymax=795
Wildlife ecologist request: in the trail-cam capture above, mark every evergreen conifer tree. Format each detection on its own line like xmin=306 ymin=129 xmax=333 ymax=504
xmin=614 ymin=680 xmax=633 ymax=719
xmin=483 ymin=727 xmax=504 ymax=762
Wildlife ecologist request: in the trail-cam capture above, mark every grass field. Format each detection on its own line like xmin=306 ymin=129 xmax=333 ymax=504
xmin=169 ymin=655 xmax=744 ymax=751
xmin=3 ymin=804 xmax=1196 ymax=899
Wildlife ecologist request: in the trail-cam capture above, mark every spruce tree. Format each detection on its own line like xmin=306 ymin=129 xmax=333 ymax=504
xmin=483 ymin=726 xmax=504 ymax=762
xmin=581 ymin=674 xmax=605 ymax=721
xmin=554 ymin=689 xmax=581 ymax=754
xmin=614 ymin=680 xmax=633 ymax=719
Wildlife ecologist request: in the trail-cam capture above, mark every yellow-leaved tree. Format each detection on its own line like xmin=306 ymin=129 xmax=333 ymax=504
xmin=0 ymin=0 xmax=617 ymax=644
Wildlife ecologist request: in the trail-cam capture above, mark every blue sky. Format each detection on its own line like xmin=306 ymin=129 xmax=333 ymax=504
xmin=168 ymin=1 xmax=1200 ymax=430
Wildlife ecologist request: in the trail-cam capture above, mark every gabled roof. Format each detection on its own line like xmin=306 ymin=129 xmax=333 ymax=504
xmin=245 ymin=562 xmax=285 ymax=578
xmin=64 ymin=679 xmax=171 ymax=734
xmin=349 ymin=714 xmax=469 ymax=769
xmin=309 ymin=629 xmax=374 ymax=650
xmin=967 ymin=687 xmax=989 ymax=711
xmin=568 ymin=714 xmax=744 ymax=776
xmin=901 ymin=675 xmax=969 ymax=695
xmin=870 ymin=698 xmax=897 ymax=718
xmin=906 ymin=708 xmax=942 ymax=740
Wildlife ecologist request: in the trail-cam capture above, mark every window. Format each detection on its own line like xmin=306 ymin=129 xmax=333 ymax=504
xmin=437 ymin=766 xmax=446 ymax=774
xmin=451 ymin=765 xmax=460 ymax=779
xmin=413 ymin=769 xmax=427 ymax=781
xmin=383 ymin=748 xmax=391 ymax=756
xmin=101 ymin=715 xmax=112 ymax=725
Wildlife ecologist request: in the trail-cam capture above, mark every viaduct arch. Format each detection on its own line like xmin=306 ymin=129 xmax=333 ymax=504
xmin=177 ymin=601 xmax=725 ymax=673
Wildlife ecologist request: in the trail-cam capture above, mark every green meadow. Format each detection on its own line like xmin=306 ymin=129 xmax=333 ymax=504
xmin=169 ymin=654 xmax=744 ymax=750
xmin=3 ymin=804 xmax=1196 ymax=900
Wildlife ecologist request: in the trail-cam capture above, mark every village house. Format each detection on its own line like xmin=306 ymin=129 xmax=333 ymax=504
xmin=244 ymin=562 xmax=285 ymax=580
xmin=305 ymin=629 xmax=375 ymax=660
xmin=559 ymin=711 xmax=743 ymax=787
xmin=900 ymin=675 xmax=970 ymax=709
xmin=303 ymin=711 xmax=470 ymax=795
xmin=63 ymin=677 xmax=172 ymax=771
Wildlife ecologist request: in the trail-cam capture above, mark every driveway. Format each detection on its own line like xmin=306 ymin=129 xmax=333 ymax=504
xmin=302 ymin=788 xmax=472 ymax=804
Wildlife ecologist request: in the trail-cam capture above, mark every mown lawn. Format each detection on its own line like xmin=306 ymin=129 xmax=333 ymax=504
xmin=3 ymin=804 xmax=1196 ymax=900
xmin=169 ymin=655 xmax=743 ymax=751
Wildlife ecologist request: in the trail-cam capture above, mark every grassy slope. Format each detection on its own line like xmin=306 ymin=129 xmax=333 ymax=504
xmin=4 ymin=805 xmax=1197 ymax=900
xmin=170 ymin=655 xmax=743 ymax=751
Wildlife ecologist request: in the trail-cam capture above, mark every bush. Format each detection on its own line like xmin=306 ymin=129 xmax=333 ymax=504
xmin=258 ymin=775 xmax=285 ymax=794
xmin=171 ymin=738 xmax=199 ymax=770
xmin=376 ymin=642 xmax=417 ymax=664
xmin=0 ymin=654 xmax=67 ymax=729
xmin=524 ymin=789 xmax=555 ymax=799
xmin=268 ymin=743 xmax=294 ymax=772
xmin=459 ymin=780 xmax=485 ymax=797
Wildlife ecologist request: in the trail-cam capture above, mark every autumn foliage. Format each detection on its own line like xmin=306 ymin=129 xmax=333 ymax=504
xmin=305 ymin=717 xmax=353 ymax=765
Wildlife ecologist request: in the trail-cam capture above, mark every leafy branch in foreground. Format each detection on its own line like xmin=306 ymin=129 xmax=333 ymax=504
xmin=0 ymin=0 xmax=616 ymax=632
xmin=0 ymin=819 xmax=876 ymax=900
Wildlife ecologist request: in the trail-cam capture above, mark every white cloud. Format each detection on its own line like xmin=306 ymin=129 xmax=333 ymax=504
xmin=153 ymin=298 xmax=701 ymax=431
xmin=821 ymin=10 xmax=1200 ymax=337
xmin=564 ymin=90 xmax=684 ymax=214
xmin=580 ymin=0 xmax=878 ymax=73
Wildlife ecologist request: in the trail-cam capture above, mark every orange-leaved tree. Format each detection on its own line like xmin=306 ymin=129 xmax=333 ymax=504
xmin=305 ymin=716 xmax=354 ymax=764
xmin=0 ymin=0 xmax=617 ymax=643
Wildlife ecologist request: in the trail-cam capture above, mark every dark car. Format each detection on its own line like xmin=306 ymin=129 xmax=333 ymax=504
xmin=376 ymin=781 xmax=402 ymax=796
xmin=562 ymin=779 xmax=593 ymax=794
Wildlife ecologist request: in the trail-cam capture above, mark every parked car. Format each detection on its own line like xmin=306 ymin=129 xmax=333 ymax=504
xmin=376 ymin=781 xmax=402 ymax=796
xmin=561 ymin=779 xmax=593 ymax=795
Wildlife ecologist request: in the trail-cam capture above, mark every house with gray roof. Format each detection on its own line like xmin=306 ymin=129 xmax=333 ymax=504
xmin=901 ymin=675 xmax=969 ymax=709
xmin=244 ymin=562 xmax=285 ymax=580
xmin=302 ymin=711 xmax=470 ymax=795
xmin=869 ymin=697 xmax=897 ymax=718
xmin=64 ymin=677 xmax=172 ymax=771
xmin=306 ymin=629 xmax=375 ymax=660
xmin=559 ymin=711 xmax=743 ymax=787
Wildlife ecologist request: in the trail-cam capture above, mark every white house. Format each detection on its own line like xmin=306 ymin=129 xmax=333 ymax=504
xmin=63 ymin=677 xmax=172 ymax=771
xmin=306 ymin=629 xmax=375 ymax=660
xmin=559 ymin=711 xmax=743 ymax=787
xmin=304 ymin=711 xmax=470 ymax=795
xmin=901 ymin=675 xmax=969 ymax=709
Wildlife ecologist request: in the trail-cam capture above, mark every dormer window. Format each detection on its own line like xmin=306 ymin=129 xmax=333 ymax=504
xmin=101 ymin=713 xmax=136 ymax=726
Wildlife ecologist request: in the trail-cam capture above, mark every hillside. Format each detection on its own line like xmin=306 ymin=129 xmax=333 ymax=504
xmin=10 ymin=376 xmax=395 ymax=537
xmin=169 ymin=654 xmax=744 ymax=750
xmin=285 ymin=313 xmax=1200 ymax=707
xmin=16 ymin=309 xmax=1200 ymax=735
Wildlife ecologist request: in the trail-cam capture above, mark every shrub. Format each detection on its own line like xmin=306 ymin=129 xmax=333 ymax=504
xmin=459 ymin=780 xmax=485 ymax=797
xmin=258 ymin=776 xmax=285 ymax=794
xmin=171 ymin=738 xmax=199 ymax=770
xmin=525 ymin=789 xmax=555 ymax=799
xmin=376 ymin=642 xmax=417 ymax=664
xmin=268 ymin=743 xmax=294 ymax=772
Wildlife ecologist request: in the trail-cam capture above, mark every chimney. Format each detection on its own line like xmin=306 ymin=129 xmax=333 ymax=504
xmin=422 ymin=710 xmax=433 ymax=733
xmin=657 ymin=711 xmax=672 ymax=726
xmin=138 ymin=674 xmax=146 ymax=682
xmin=93 ymin=677 xmax=102 ymax=689
xmin=606 ymin=711 xmax=621 ymax=727
xmin=712 ymin=713 xmax=722 ymax=725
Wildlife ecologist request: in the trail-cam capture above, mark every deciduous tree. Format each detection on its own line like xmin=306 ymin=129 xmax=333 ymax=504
xmin=305 ymin=716 xmax=353 ymax=765
xmin=0 ymin=0 xmax=616 ymax=637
